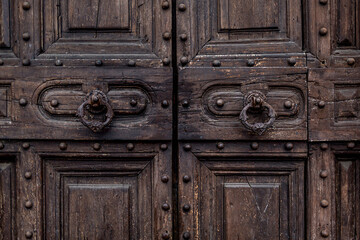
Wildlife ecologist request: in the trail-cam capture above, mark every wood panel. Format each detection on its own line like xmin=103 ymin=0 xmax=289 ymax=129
xmin=178 ymin=141 xmax=306 ymax=239
xmin=176 ymin=0 xmax=304 ymax=67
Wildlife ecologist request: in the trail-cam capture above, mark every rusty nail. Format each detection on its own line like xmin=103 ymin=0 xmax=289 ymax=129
xmin=320 ymin=199 xmax=329 ymax=208
xmin=183 ymin=232 xmax=191 ymax=239
xmin=251 ymin=142 xmax=259 ymax=150
xmin=24 ymin=171 xmax=32 ymax=179
xmin=128 ymin=60 xmax=136 ymax=67
xmin=183 ymin=204 xmax=191 ymax=212
xmin=93 ymin=143 xmax=101 ymax=151
xmin=217 ymin=142 xmax=224 ymax=150
xmin=347 ymin=58 xmax=355 ymax=66
xmin=319 ymin=27 xmax=328 ymax=36
xmin=162 ymin=203 xmax=170 ymax=211
xmin=320 ymin=143 xmax=328 ymax=150
xmin=320 ymin=170 xmax=328 ymax=178
xmin=162 ymin=100 xmax=170 ymax=108
xmin=163 ymin=57 xmax=171 ymax=66
xmin=162 ymin=1 xmax=170 ymax=9
xmin=22 ymin=32 xmax=30 ymax=41
xmin=183 ymin=175 xmax=191 ymax=183
xmin=212 ymin=60 xmax=221 ymax=67
xmin=25 ymin=200 xmax=33 ymax=209
xmin=25 ymin=231 xmax=33 ymax=238
xmin=321 ymin=229 xmax=329 ymax=238
xmin=180 ymin=56 xmax=188 ymax=65
xmin=127 ymin=143 xmax=134 ymax=151
xmin=95 ymin=60 xmax=103 ymax=66
xmin=179 ymin=3 xmax=186 ymax=11
xmin=183 ymin=144 xmax=191 ymax=151
xmin=161 ymin=175 xmax=169 ymax=183
xmin=182 ymin=99 xmax=189 ymax=107
xmin=347 ymin=142 xmax=355 ymax=149
xmin=247 ymin=59 xmax=255 ymax=67
xmin=22 ymin=1 xmax=31 ymax=10
xmin=180 ymin=34 xmax=188 ymax=41
xmin=318 ymin=100 xmax=325 ymax=108
xmin=54 ymin=60 xmax=63 ymax=66
xmin=59 ymin=142 xmax=67 ymax=150
xmin=22 ymin=59 xmax=31 ymax=66
xmin=163 ymin=32 xmax=171 ymax=40
xmin=285 ymin=142 xmax=294 ymax=150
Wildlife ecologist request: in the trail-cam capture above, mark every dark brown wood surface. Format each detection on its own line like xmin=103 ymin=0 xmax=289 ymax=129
xmin=0 ymin=0 xmax=359 ymax=239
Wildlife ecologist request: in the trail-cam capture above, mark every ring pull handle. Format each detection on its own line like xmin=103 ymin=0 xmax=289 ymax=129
xmin=77 ymin=90 xmax=114 ymax=132
xmin=239 ymin=91 xmax=277 ymax=135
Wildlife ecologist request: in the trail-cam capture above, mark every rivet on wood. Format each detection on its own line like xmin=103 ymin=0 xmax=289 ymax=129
xmin=287 ymin=57 xmax=296 ymax=66
xmin=127 ymin=60 xmax=136 ymax=67
xmin=216 ymin=99 xmax=224 ymax=107
xmin=285 ymin=142 xmax=293 ymax=150
xmin=22 ymin=59 xmax=31 ymax=66
xmin=22 ymin=1 xmax=31 ymax=10
xmin=183 ymin=232 xmax=191 ymax=239
xmin=22 ymin=142 xmax=30 ymax=149
xmin=59 ymin=142 xmax=67 ymax=150
xmin=163 ymin=57 xmax=171 ymax=66
xmin=22 ymin=32 xmax=30 ymax=41
xmin=347 ymin=142 xmax=355 ymax=149
xmin=183 ymin=175 xmax=191 ymax=183
xmin=162 ymin=232 xmax=170 ymax=240
xmin=130 ymin=99 xmax=137 ymax=107
xmin=24 ymin=171 xmax=32 ymax=179
xmin=0 ymin=59 xmax=4 ymax=65
xmin=247 ymin=59 xmax=255 ymax=67
xmin=320 ymin=199 xmax=329 ymax=208
xmin=183 ymin=144 xmax=191 ymax=151
xmin=162 ymin=1 xmax=170 ymax=9
xmin=160 ymin=144 xmax=168 ymax=150
xmin=162 ymin=203 xmax=170 ymax=211
xmin=212 ymin=60 xmax=221 ymax=67
xmin=25 ymin=231 xmax=33 ymax=239
xmin=161 ymin=175 xmax=169 ymax=183
xmin=93 ymin=143 xmax=101 ymax=151
xmin=163 ymin=32 xmax=171 ymax=40
xmin=161 ymin=100 xmax=169 ymax=108
xmin=50 ymin=99 xmax=59 ymax=107
xmin=25 ymin=200 xmax=33 ymax=209
xmin=127 ymin=143 xmax=134 ymax=151
xmin=347 ymin=58 xmax=355 ymax=66
xmin=320 ymin=143 xmax=328 ymax=150
xmin=178 ymin=3 xmax=186 ymax=11
xmin=320 ymin=170 xmax=328 ymax=178
xmin=0 ymin=142 xmax=4 ymax=150
xmin=319 ymin=27 xmax=328 ymax=36
xmin=284 ymin=100 xmax=293 ymax=109
xmin=19 ymin=98 xmax=28 ymax=106
xmin=217 ymin=142 xmax=224 ymax=150
xmin=180 ymin=56 xmax=188 ymax=65
xmin=95 ymin=60 xmax=103 ymax=66
xmin=321 ymin=229 xmax=329 ymax=238
xmin=250 ymin=142 xmax=259 ymax=150
xmin=183 ymin=204 xmax=191 ymax=212
xmin=180 ymin=34 xmax=188 ymax=41
xmin=318 ymin=100 xmax=325 ymax=108
xmin=182 ymin=100 xmax=189 ymax=107
xmin=319 ymin=0 xmax=328 ymax=4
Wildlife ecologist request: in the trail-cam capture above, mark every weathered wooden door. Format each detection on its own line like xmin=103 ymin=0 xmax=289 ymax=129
xmin=0 ymin=0 xmax=359 ymax=239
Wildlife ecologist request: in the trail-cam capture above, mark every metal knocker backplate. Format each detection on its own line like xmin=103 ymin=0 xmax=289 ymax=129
xmin=239 ymin=91 xmax=277 ymax=135
xmin=77 ymin=90 xmax=114 ymax=132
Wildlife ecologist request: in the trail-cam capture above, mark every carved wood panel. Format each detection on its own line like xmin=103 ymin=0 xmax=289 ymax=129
xmin=178 ymin=141 xmax=306 ymax=239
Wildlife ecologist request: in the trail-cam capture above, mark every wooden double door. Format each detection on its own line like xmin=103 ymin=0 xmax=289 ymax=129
xmin=0 ymin=0 xmax=360 ymax=239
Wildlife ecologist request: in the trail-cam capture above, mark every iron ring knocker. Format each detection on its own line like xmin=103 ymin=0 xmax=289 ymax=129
xmin=77 ymin=90 xmax=114 ymax=132
xmin=239 ymin=91 xmax=277 ymax=135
